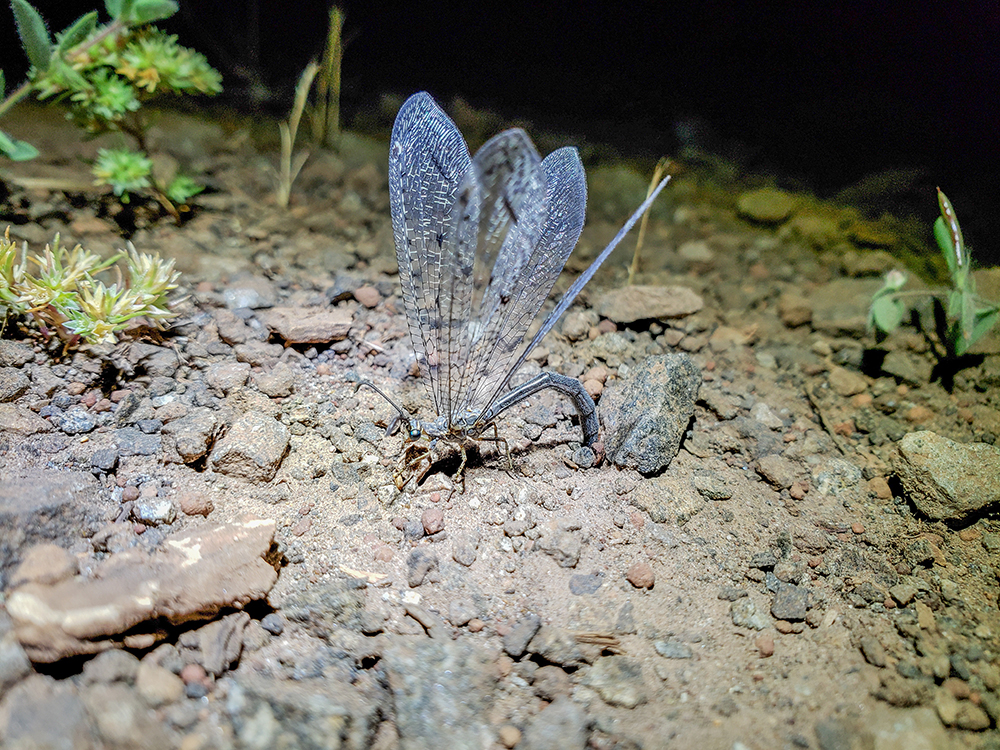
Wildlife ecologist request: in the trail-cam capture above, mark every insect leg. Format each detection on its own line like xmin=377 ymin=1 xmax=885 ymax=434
xmin=480 ymin=372 xmax=599 ymax=446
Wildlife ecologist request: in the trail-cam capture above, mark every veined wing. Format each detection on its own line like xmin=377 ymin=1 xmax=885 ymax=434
xmin=460 ymin=146 xmax=587 ymax=418
xmin=444 ymin=128 xmax=547 ymax=420
xmin=388 ymin=92 xmax=471 ymax=417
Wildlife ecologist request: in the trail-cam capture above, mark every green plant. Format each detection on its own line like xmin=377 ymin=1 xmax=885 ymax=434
xmin=310 ymin=5 xmax=343 ymax=149
xmin=870 ymin=189 xmax=999 ymax=357
xmin=271 ymin=60 xmax=318 ymax=209
xmin=1 ymin=0 xmax=221 ymax=209
xmin=0 ymin=228 xmax=181 ymax=346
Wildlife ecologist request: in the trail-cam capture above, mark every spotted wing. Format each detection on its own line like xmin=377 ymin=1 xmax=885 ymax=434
xmin=388 ymin=92 xmax=471 ymax=417
xmin=460 ymin=146 xmax=587 ymax=418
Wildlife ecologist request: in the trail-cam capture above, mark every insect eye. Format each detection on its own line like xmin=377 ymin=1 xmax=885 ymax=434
xmin=409 ymin=428 xmax=421 ymax=440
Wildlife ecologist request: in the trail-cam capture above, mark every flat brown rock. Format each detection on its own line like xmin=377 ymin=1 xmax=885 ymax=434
xmin=7 ymin=517 xmax=278 ymax=662
xmin=596 ymin=285 xmax=703 ymax=324
xmin=257 ymin=306 xmax=352 ymax=344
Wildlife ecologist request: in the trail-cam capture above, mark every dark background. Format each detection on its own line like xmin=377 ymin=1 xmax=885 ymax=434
xmin=3 ymin=1 xmax=999 ymax=263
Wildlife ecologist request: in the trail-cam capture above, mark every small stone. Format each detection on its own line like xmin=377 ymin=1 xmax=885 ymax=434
xmin=777 ymin=293 xmax=812 ymax=328
xmin=626 ymin=560 xmax=655 ymax=589
xmin=133 ymin=497 xmax=176 ymax=526
xmin=532 ymin=665 xmax=572 ymax=700
xmin=253 ymin=364 xmax=295 ymax=398
xmin=448 ymin=598 xmax=477 ymax=627
xmin=503 ymin=614 xmax=541 ymax=658
xmin=0 ymin=367 xmax=30 ymax=402
xmin=583 ymin=655 xmax=647 ymax=708
xmin=755 ymin=633 xmax=774 ymax=657
xmin=731 ymin=598 xmax=769 ymax=631
xmin=406 ymin=548 xmax=438 ymax=587
xmin=498 ymin=725 xmax=521 ymax=748
xmin=828 ymin=366 xmax=868 ymax=397
xmin=209 ymin=412 xmax=290 ymax=481
xmin=942 ymin=678 xmax=970 ymax=699
xmin=90 ymin=448 xmax=120 ymax=473
xmin=353 ymin=285 xmax=381 ymax=308
xmin=915 ymin=600 xmax=936 ymax=631
xmin=851 ymin=522 xmax=865 ymax=534
xmin=771 ymin=582 xmax=809 ymax=621
xmin=178 ymin=492 xmax=213 ymax=517
xmin=653 ymin=639 xmax=693 ymax=659
xmin=774 ymin=620 xmax=795 ymax=634
xmin=204 ymin=361 xmax=251 ymax=393
xmin=136 ymin=660 xmax=184 ymax=707
xmin=421 ymin=508 xmax=445 ymax=535
xmin=59 ymin=408 xmax=96 ymax=434
xmin=260 ymin=613 xmax=284 ymax=635
xmin=860 ymin=635 xmax=887 ymax=667
xmin=756 ymin=455 xmax=799 ymax=489
xmin=521 ymin=696 xmax=586 ymax=750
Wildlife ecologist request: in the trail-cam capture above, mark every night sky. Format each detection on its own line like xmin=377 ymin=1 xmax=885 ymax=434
xmin=3 ymin=1 xmax=998 ymax=262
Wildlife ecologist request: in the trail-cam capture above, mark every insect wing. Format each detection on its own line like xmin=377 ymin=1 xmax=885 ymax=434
xmin=388 ymin=92 xmax=471 ymax=417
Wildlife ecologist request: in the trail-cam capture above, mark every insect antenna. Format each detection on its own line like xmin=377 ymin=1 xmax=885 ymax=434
xmin=355 ymin=380 xmax=413 ymax=436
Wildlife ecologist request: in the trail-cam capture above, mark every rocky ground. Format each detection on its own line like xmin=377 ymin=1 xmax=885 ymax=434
xmin=1 ymin=101 xmax=999 ymax=750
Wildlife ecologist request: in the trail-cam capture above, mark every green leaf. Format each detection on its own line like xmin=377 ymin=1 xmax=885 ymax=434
xmin=870 ymin=295 xmax=905 ymax=334
xmin=0 ymin=70 xmax=5 ymax=96
xmin=933 ymin=215 xmax=957 ymax=278
xmin=0 ymin=129 xmax=39 ymax=161
xmin=104 ymin=0 xmax=128 ymax=20
xmin=967 ymin=306 xmax=1000 ymax=353
xmin=11 ymin=0 xmax=52 ymax=72
xmin=128 ymin=0 xmax=177 ymax=24
xmin=56 ymin=10 xmax=98 ymax=53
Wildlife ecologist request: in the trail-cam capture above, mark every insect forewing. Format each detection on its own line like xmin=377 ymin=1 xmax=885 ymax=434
xmin=388 ymin=92 xmax=472 ymax=417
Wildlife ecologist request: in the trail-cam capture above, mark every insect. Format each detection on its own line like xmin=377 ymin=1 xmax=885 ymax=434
xmin=361 ymin=92 xmax=670 ymax=490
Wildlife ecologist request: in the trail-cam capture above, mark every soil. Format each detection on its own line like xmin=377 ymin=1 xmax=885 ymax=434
xmin=1 ymin=102 xmax=999 ymax=750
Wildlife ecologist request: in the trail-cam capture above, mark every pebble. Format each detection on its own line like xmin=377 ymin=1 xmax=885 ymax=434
xmin=353 ymin=285 xmax=381 ymax=308
xmin=755 ymin=633 xmax=774 ymax=657
xmin=406 ymin=548 xmax=439 ymax=587
xmin=421 ymin=508 xmax=445 ymax=535
xmin=654 ymin=639 xmax=693 ymax=659
xmin=90 ymin=448 xmax=120 ymax=473
xmin=59 ymin=408 xmax=96 ymax=434
xmin=731 ymin=598 xmax=769 ymax=631
xmin=626 ymin=561 xmax=655 ymax=589
xmin=260 ymin=613 xmax=284 ymax=635
xmin=503 ymin=614 xmax=541 ymax=658
xmin=771 ymin=582 xmax=809 ymax=621
xmin=498 ymin=725 xmax=521 ymax=748
xmin=136 ymin=660 xmax=184 ymax=707
xmin=178 ymin=492 xmax=213 ymax=516
xmin=133 ymin=497 xmax=177 ymax=526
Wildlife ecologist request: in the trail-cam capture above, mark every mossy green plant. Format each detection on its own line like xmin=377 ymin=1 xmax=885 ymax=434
xmin=0 ymin=228 xmax=181 ymax=346
xmin=1 ymin=0 xmax=222 ymax=210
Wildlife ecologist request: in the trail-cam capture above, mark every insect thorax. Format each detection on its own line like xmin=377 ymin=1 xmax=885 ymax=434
xmin=415 ymin=411 xmax=486 ymax=441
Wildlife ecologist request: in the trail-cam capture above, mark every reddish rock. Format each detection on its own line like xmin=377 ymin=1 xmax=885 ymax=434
xmin=178 ymin=493 xmax=214 ymax=517
xmin=354 ymin=286 xmax=381 ymax=308
xmin=755 ymin=633 xmax=775 ymax=657
xmin=626 ymin=561 xmax=655 ymax=589
xmin=421 ymin=508 xmax=445 ymax=535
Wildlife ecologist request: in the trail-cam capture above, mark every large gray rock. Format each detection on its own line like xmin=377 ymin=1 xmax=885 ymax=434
xmin=600 ymin=354 xmax=701 ymax=473
xmin=893 ymin=431 xmax=1000 ymax=520
xmin=383 ymin=638 xmax=495 ymax=749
